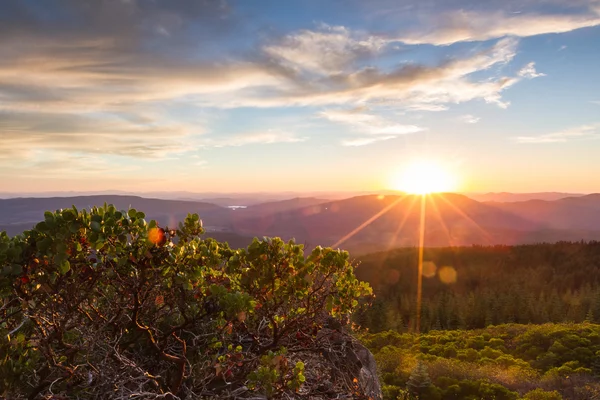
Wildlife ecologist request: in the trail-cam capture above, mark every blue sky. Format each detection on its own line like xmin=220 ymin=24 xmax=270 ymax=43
xmin=1 ymin=0 xmax=599 ymax=193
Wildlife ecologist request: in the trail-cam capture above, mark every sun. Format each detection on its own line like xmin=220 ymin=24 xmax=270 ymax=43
xmin=391 ymin=160 xmax=457 ymax=194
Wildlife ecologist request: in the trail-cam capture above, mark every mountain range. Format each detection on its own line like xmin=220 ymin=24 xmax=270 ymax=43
xmin=1 ymin=193 xmax=599 ymax=254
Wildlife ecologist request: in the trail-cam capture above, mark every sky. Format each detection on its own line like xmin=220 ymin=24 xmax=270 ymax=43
xmin=1 ymin=0 xmax=599 ymax=194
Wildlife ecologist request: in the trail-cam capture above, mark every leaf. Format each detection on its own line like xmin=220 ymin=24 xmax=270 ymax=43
xmin=90 ymin=221 xmax=102 ymax=233
xmin=62 ymin=209 xmax=75 ymax=221
xmin=58 ymin=260 xmax=71 ymax=275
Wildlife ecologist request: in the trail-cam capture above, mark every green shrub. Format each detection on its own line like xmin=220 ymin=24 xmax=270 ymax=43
xmin=0 ymin=206 xmax=372 ymax=398
xmin=523 ymin=388 xmax=563 ymax=400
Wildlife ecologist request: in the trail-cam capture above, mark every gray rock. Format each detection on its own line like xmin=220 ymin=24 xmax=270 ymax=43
xmin=352 ymin=340 xmax=382 ymax=400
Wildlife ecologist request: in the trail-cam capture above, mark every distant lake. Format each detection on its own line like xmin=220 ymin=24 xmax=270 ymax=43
xmin=226 ymin=206 xmax=247 ymax=210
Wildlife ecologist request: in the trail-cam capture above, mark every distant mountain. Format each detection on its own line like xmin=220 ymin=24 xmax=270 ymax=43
xmin=232 ymin=193 xmax=548 ymax=251
xmin=0 ymin=195 xmax=230 ymax=228
xmin=234 ymin=197 xmax=329 ymax=217
xmin=3 ymin=193 xmax=600 ymax=254
xmin=467 ymin=192 xmax=584 ymax=202
xmin=487 ymin=194 xmax=600 ymax=230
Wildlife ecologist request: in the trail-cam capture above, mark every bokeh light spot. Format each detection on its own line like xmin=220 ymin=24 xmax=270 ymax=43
xmin=438 ymin=266 xmax=457 ymax=284
xmin=149 ymin=227 xmax=166 ymax=246
xmin=422 ymin=261 xmax=437 ymax=278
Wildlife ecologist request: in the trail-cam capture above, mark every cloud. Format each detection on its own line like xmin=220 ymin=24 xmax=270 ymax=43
xmin=263 ymin=25 xmax=386 ymax=75
xmin=232 ymin=36 xmax=522 ymax=111
xmin=342 ymin=136 xmax=396 ymax=146
xmin=0 ymin=1 xmax=562 ymax=167
xmin=396 ymin=8 xmax=600 ymax=45
xmin=515 ymin=124 xmax=599 ymax=143
xmin=0 ymin=111 xmax=193 ymax=162
xmin=518 ymin=62 xmax=546 ymax=79
xmin=459 ymin=114 xmax=481 ymax=124
xmin=202 ymin=130 xmax=307 ymax=147
xmin=321 ymin=108 xmax=424 ymax=145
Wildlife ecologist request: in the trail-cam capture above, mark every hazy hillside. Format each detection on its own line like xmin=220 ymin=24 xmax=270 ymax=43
xmin=233 ymin=193 xmax=546 ymax=250
xmin=466 ymin=192 xmax=584 ymax=202
xmin=3 ymin=193 xmax=600 ymax=253
xmin=487 ymin=194 xmax=600 ymax=230
xmin=0 ymin=195 xmax=231 ymax=230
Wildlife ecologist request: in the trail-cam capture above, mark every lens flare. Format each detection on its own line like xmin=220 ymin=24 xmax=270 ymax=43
xmin=422 ymin=261 xmax=437 ymax=278
xmin=439 ymin=266 xmax=457 ymax=284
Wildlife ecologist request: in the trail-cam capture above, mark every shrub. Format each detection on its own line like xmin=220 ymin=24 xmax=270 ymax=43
xmin=523 ymin=388 xmax=563 ymax=400
xmin=0 ymin=206 xmax=372 ymax=398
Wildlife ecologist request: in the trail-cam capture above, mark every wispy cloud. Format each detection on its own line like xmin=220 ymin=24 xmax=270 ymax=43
xmin=263 ymin=24 xmax=386 ymax=75
xmin=518 ymin=62 xmax=546 ymax=79
xmin=342 ymin=136 xmax=396 ymax=147
xmin=515 ymin=124 xmax=599 ymax=143
xmin=321 ymin=107 xmax=424 ymax=146
xmin=459 ymin=114 xmax=481 ymax=124
xmin=0 ymin=111 xmax=193 ymax=161
xmin=201 ymin=130 xmax=307 ymax=147
xmin=396 ymin=8 xmax=600 ymax=45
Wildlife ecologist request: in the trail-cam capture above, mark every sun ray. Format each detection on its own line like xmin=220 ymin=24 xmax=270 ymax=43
xmin=386 ymin=195 xmax=418 ymax=251
xmin=437 ymin=194 xmax=493 ymax=244
xmin=427 ymin=195 xmax=454 ymax=247
xmin=416 ymin=194 xmax=426 ymax=334
xmin=372 ymin=195 xmax=419 ymax=275
xmin=331 ymin=195 xmax=406 ymax=249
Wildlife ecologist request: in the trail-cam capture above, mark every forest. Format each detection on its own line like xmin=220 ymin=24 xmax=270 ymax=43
xmin=351 ymin=243 xmax=600 ymax=399
xmin=354 ymin=242 xmax=600 ymax=333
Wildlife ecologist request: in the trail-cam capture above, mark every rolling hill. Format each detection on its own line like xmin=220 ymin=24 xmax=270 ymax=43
xmin=2 ymin=193 xmax=600 ymax=254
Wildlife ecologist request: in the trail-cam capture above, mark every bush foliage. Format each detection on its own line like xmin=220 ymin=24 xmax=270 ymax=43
xmin=0 ymin=205 xmax=372 ymax=399
xmin=361 ymin=323 xmax=600 ymax=399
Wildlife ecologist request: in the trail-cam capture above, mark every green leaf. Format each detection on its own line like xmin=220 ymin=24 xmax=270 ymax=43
xmin=38 ymin=237 xmax=53 ymax=252
xmin=136 ymin=211 xmax=146 ymax=219
xmin=58 ymin=260 xmax=71 ymax=275
xmin=128 ymin=209 xmax=137 ymax=218
xmin=11 ymin=264 xmax=23 ymax=275
xmin=68 ymin=221 xmax=80 ymax=233
xmin=35 ymin=221 xmax=49 ymax=232
xmin=62 ymin=209 xmax=75 ymax=221
xmin=91 ymin=221 xmax=102 ymax=233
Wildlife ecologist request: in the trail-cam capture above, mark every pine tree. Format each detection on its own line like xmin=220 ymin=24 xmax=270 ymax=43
xmin=407 ymin=360 xmax=431 ymax=397
xmin=585 ymin=307 xmax=594 ymax=323
xmin=591 ymin=354 xmax=600 ymax=377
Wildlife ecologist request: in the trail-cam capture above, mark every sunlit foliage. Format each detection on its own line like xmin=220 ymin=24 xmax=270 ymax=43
xmin=0 ymin=205 xmax=372 ymax=399
xmin=362 ymin=323 xmax=600 ymax=399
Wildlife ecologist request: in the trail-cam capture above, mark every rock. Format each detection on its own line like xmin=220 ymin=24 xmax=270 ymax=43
xmin=352 ymin=339 xmax=382 ymax=400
